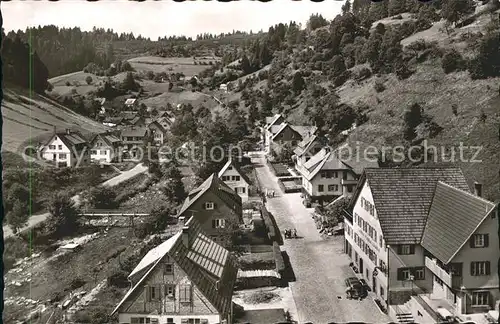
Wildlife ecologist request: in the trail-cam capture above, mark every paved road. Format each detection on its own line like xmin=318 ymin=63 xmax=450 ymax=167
xmin=3 ymin=163 xmax=147 ymax=238
xmin=253 ymin=153 xmax=390 ymax=324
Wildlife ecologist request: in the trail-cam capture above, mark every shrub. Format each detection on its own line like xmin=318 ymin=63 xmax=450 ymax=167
xmin=442 ymin=49 xmax=466 ymax=74
xmin=273 ymin=241 xmax=285 ymax=273
xmin=355 ymin=67 xmax=372 ymax=81
xmin=374 ymin=80 xmax=386 ymax=93
xmin=107 ymin=270 xmax=129 ymax=288
xmin=65 ymin=81 xmax=71 ymax=86
xmin=85 ymin=76 xmax=93 ymax=85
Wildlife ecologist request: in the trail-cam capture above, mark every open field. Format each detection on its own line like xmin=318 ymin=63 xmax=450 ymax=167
xmin=128 ymin=55 xmax=219 ymax=77
xmin=1 ymin=87 xmax=108 ymax=153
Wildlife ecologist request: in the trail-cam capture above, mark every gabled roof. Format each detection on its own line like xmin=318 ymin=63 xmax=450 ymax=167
xmin=271 ymin=123 xmax=303 ymax=141
xmin=90 ymin=132 xmax=121 ymax=147
xmin=218 ymin=158 xmax=251 ymax=185
xmin=301 ymin=148 xmax=355 ymax=181
xmin=45 ymin=131 xmax=89 ymax=151
xmin=421 ymin=182 xmax=496 ymax=264
xmin=294 ymin=134 xmax=320 ymax=157
xmin=147 ymin=120 xmax=168 ymax=134
xmin=121 ymin=126 xmax=148 ymax=137
xmin=130 ymin=116 xmax=144 ymax=125
xmin=290 ymin=125 xmax=317 ymax=139
xmin=178 ymin=173 xmax=242 ymax=217
xmin=349 ymin=167 xmax=471 ymax=245
xmin=265 ymin=114 xmax=283 ymax=130
xmin=112 ymin=217 xmax=238 ymax=316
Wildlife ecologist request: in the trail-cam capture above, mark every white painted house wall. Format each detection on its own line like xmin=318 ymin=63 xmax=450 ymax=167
xmin=118 ymin=313 xmax=221 ymax=324
xmin=220 ymin=165 xmax=249 ymax=202
xmin=41 ymin=136 xmax=87 ymax=167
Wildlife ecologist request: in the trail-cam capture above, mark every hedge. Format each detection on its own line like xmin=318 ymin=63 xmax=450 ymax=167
xmin=273 ymin=241 xmax=285 ymax=274
xmin=267 ymin=161 xmax=290 ymax=177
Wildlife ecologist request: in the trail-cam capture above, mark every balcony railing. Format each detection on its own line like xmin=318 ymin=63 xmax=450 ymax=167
xmin=425 ymin=257 xmax=452 ymax=287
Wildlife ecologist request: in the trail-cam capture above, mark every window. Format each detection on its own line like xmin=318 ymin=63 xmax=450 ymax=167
xmin=179 ymin=285 xmax=192 ymax=303
xmin=398 ymin=268 xmax=412 ymax=281
xmin=221 ymin=176 xmax=230 ymax=181
xmin=91 ymin=150 xmax=97 ymax=155
xmin=471 ymin=261 xmax=490 ymax=276
xmin=449 ymin=263 xmax=463 ymax=276
xmin=414 ymin=267 xmax=425 ymax=280
xmin=398 ymin=245 xmax=415 ymax=255
xmin=131 ymin=318 xmax=151 ymax=324
xmin=148 ymin=286 xmax=159 ymax=301
xmin=165 ymin=285 xmax=175 ymax=298
xmin=347 ymin=185 xmax=353 ymax=193
xmin=471 ymin=234 xmax=489 ymax=248
xmin=328 ymin=184 xmax=338 ymax=192
xmin=318 ymin=185 xmax=324 ymax=192
xmin=164 ymin=263 xmax=173 ymax=274
xmin=58 ymin=145 xmax=62 ymax=150
xmin=360 ymin=197 xmax=365 ymax=209
xmin=435 ymin=277 xmax=443 ymax=286
xmin=240 ymin=187 xmax=246 ymax=194
xmin=379 ymin=236 xmax=383 ymax=248
xmin=472 ymin=291 xmax=490 ymax=307
xmin=333 ymin=171 xmax=338 ymax=178
xmin=343 ymin=172 xmax=348 ymax=180
xmin=166 ymin=319 xmax=174 ymax=324
xmin=204 ymin=202 xmax=215 ymax=210
xmin=355 ymin=251 xmax=359 ymax=263
xmin=231 ymin=175 xmax=241 ymax=181
xmin=49 ymin=145 xmax=56 ymax=150
xmin=59 ymin=153 xmax=67 ymax=159
xmin=100 ymin=150 xmax=106 ymax=155
xmin=227 ymin=166 xmax=233 ymax=170
xmin=380 ymin=286 xmax=385 ymax=298
xmin=212 ymin=219 xmax=226 ymax=229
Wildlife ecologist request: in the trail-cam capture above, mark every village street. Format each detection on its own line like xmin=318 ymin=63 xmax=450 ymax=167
xmin=252 ymin=153 xmax=390 ymax=324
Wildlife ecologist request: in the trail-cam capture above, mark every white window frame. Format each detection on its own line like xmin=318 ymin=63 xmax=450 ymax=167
xmin=205 ymin=202 xmax=214 ymax=210
xmin=58 ymin=153 xmax=67 ymax=159
xmin=473 ymin=234 xmax=485 ymax=247
xmin=401 ymin=245 xmax=412 ymax=255
xmin=213 ymin=219 xmax=226 ymax=229
xmin=415 ymin=268 xmax=425 ymax=280
xmin=165 ymin=284 xmax=175 ymax=298
xmin=401 ymin=269 xmax=411 ymax=280
xmin=471 ymin=261 xmax=488 ymax=276
xmin=49 ymin=145 xmax=56 ymax=150
xmin=472 ymin=291 xmax=489 ymax=307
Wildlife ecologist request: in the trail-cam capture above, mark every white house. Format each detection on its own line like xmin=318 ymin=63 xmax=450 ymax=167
xmin=218 ymin=158 xmax=251 ymax=202
xmin=40 ymin=129 xmax=90 ymax=167
xmin=111 ymin=217 xmax=238 ymax=324
xmin=293 ymin=134 xmax=324 ymax=170
xmin=298 ymin=147 xmax=377 ymax=205
xmin=343 ymin=167 xmax=499 ymax=322
xmin=220 ymin=84 xmax=228 ymax=93
xmin=124 ymin=98 xmax=138 ymax=109
xmin=89 ymin=131 xmax=121 ymax=163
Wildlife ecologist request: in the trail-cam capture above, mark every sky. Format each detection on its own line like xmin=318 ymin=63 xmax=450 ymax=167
xmin=1 ymin=0 xmax=343 ymax=39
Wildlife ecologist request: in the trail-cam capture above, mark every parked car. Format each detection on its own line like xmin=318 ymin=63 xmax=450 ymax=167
xmin=344 ymin=277 xmax=362 ymax=299
xmin=358 ymin=278 xmax=370 ymax=296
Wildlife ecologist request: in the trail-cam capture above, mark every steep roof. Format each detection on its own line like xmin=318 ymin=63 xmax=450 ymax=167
xmin=290 ymin=125 xmax=317 ymax=139
xmin=130 ymin=116 xmax=144 ymax=125
xmin=124 ymin=98 xmax=137 ymax=105
xmin=301 ymin=149 xmax=352 ymax=181
xmin=90 ymin=132 xmax=121 ymax=147
xmin=45 ymin=130 xmax=89 ymax=151
xmin=265 ymin=114 xmax=283 ymax=130
xmin=112 ymin=217 xmax=238 ymax=316
xmin=147 ymin=120 xmax=168 ymax=134
xmin=218 ymin=158 xmax=251 ymax=185
xmin=421 ymin=182 xmax=496 ymax=264
xmin=178 ymin=173 xmax=242 ymax=217
xmin=121 ymin=126 xmax=148 ymax=137
xmin=349 ymin=167 xmax=471 ymax=245
xmin=294 ymin=134 xmax=322 ymax=157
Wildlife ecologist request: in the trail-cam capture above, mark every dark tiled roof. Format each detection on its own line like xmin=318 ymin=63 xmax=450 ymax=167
xmin=147 ymin=120 xmax=168 ymax=134
xmin=421 ymin=182 xmax=496 ymax=264
xmin=290 ymin=125 xmax=317 ymax=138
xmin=351 ymin=167 xmax=471 ymax=245
xmin=121 ymin=126 xmax=148 ymax=137
xmin=178 ymin=173 xmax=242 ymax=217
xmin=265 ymin=114 xmax=283 ymax=130
xmin=90 ymin=132 xmax=121 ymax=147
xmin=46 ymin=131 xmax=89 ymax=151
xmin=112 ymin=217 xmax=238 ymax=317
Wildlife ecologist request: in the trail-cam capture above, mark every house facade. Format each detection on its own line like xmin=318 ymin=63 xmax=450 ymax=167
xmin=299 ymin=147 xmax=377 ymax=205
xmin=148 ymin=121 xmax=168 ymax=146
xmin=89 ymin=131 xmax=121 ymax=163
xmin=112 ymin=217 xmax=238 ymax=324
xmin=121 ymin=126 xmax=149 ymax=158
xmin=343 ymin=167 xmax=499 ymax=322
xmin=40 ymin=129 xmax=90 ymax=167
xmin=218 ymin=158 xmax=250 ymax=203
xmin=293 ymin=134 xmax=324 ymax=171
xmin=178 ymin=174 xmax=243 ymax=246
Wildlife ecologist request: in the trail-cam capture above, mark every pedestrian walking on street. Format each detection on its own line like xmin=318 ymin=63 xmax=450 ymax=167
xmin=272 ymin=190 xmax=275 ymax=197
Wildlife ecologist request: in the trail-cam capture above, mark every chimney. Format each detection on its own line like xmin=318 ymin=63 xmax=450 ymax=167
xmin=66 ymin=128 xmax=71 ymax=135
xmin=474 ymin=182 xmax=482 ymax=197
xmin=182 ymin=226 xmax=189 ymax=248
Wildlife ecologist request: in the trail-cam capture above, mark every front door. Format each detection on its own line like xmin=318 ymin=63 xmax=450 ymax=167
xmin=359 ymin=258 xmax=364 ymax=274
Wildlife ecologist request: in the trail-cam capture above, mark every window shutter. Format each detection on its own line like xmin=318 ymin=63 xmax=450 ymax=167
xmin=484 ymin=234 xmax=489 ymax=247
xmin=212 ymin=219 xmax=216 ymax=228
xmin=397 ymin=245 xmax=402 ymax=255
xmin=145 ymin=286 xmax=151 ymax=302
xmin=470 ymin=237 xmax=475 ymax=248
xmin=485 ymin=261 xmax=491 ymax=275
xmin=470 ymin=262 xmax=475 ymax=276
xmin=397 ymin=268 xmax=403 ymax=281
xmin=409 ymin=245 xmax=415 ymax=255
